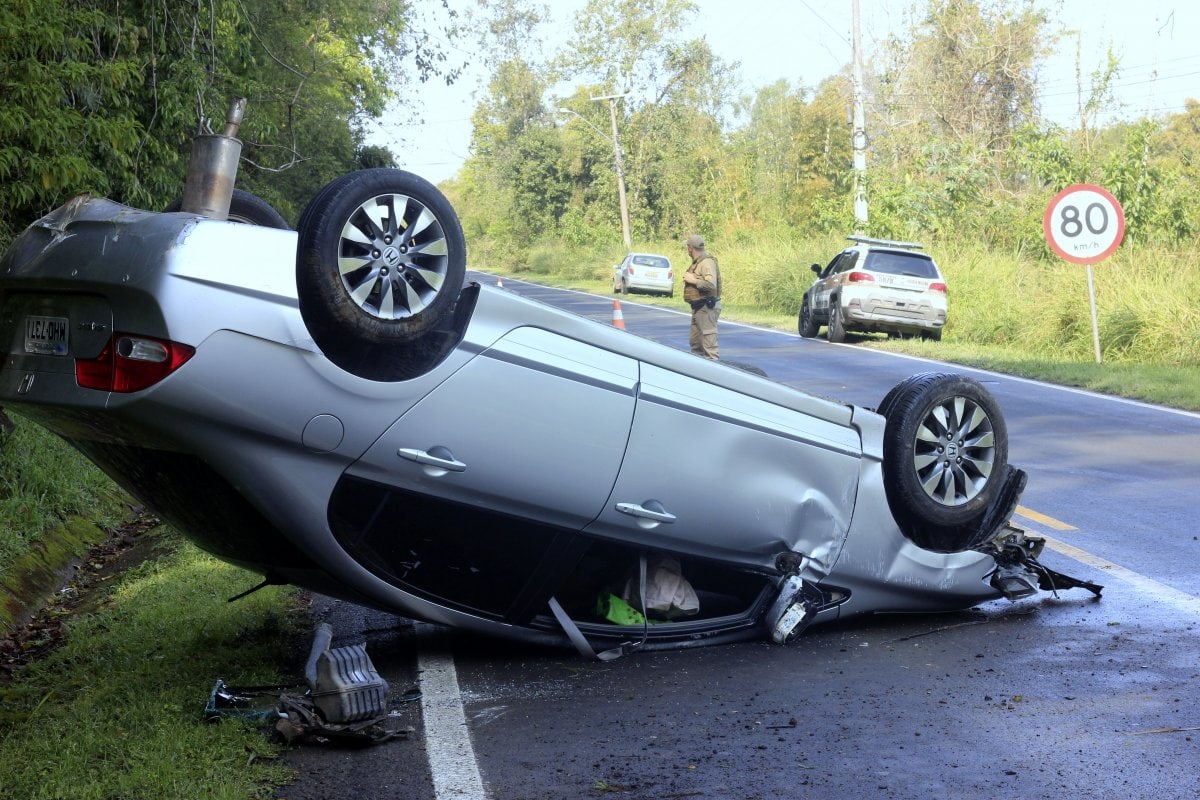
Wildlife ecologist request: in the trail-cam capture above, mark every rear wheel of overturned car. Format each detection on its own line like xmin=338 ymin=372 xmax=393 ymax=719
xmin=296 ymin=169 xmax=467 ymax=380
xmin=797 ymin=297 xmax=819 ymax=338
xmin=164 ymin=189 xmax=290 ymax=229
xmin=879 ymin=372 xmax=1009 ymax=552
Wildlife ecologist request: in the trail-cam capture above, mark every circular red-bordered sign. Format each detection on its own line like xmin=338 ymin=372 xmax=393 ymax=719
xmin=1043 ymin=184 xmax=1126 ymax=264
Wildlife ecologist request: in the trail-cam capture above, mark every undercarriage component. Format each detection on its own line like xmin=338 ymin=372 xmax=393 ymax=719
xmin=982 ymin=525 xmax=1104 ymax=600
xmin=766 ymin=574 xmax=825 ymax=644
xmin=304 ymin=622 xmax=389 ymax=724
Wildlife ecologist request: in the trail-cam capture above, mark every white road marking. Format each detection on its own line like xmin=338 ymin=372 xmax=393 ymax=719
xmin=415 ymin=623 xmax=487 ymax=800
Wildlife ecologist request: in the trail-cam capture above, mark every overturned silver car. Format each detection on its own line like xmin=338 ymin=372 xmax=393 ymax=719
xmin=0 ymin=162 xmax=1099 ymax=658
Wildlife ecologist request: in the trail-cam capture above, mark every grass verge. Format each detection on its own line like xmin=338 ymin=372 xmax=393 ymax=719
xmin=0 ymin=525 xmax=300 ymax=799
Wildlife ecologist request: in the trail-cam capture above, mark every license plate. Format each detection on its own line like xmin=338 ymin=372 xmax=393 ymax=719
xmin=25 ymin=315 xmax=70 ymax=356
xmin=877 ymin=275 xmax=925 ymax=290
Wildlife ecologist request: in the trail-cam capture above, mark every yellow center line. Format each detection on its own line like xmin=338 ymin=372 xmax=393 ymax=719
xmin=1016 ymin=505 xmax=1076 ymax=531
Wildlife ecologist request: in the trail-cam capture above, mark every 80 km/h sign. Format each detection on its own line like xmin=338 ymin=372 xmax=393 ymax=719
xmin=1043 ymin=183 xmax=1126 ymax=264
xmin=1042 ymin=183 xmax=1126 ymax=363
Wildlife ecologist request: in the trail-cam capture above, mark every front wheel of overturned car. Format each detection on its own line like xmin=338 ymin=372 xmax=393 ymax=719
xmin=296 ymin=169 xmax=466 ymax=380
xmin=879 ymin=372 xmax=1009 ymax=552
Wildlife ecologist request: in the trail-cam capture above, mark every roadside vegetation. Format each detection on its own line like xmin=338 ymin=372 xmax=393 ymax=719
xmin=1 ymin=0 xmax=1198 ymax=796
xmin=0 ymin=515 xmax=298 ymax=799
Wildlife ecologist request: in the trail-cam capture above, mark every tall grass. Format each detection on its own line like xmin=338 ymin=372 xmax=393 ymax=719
xmin=0 ymin=418 xmax=125 ymax=571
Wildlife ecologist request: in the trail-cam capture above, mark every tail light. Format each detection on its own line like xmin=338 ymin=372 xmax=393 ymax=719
xmin=76 ymin=334 xmax=195 ymax=392
xmin=928 ymin=282 xmax=948 ymax=294
xmin=847 ymin=271 xmax=875 ymax=283
xmin=628 ymin=264 xmax=636 ymax=274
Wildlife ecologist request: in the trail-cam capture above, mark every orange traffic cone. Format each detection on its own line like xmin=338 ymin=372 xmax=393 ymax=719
xmin=496 ymin=276 xmax=504 ymax=288
xmin=611 ymin=299 xmax=625 ymax=330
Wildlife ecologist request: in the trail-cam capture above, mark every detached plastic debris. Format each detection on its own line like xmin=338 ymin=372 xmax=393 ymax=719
xmin=204 ymin=622 xmax=410 ymax=745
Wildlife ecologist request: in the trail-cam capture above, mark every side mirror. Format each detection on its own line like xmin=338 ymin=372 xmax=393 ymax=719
xmin=810 ymin=263 xmax=821 ymax=274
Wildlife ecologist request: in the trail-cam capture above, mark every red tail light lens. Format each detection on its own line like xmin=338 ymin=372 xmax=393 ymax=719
xmin=929 ymin=282 xmax=948 ymax=294
xmin=628 ymin=265 xmax=636 ymax=274
xmin=847 ymin=271 xmax=875 ymax=283
xmin=76 ymin=334 xmax=195 ymax=392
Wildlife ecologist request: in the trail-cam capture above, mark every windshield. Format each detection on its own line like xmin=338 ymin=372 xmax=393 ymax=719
xmin=862 ymin=250 xmax=939 ymax=278
xmin=631 ymin=255 xmax=669 ymax=269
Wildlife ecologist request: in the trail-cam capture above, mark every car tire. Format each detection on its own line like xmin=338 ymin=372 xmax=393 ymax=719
xmin=798 ymin=297 xmax=819 ymax=338
xmin=922 ymin=329 xmax=943 ymax=342
xmin=826 ymin=301 xmax=846 ymax=343
xmin=164 ymin=189 xmax=290 ymax=229
xmin=878 ymin=372 xmax=1009 ymax=552
xmin=620 ymin=280 xmax=629 ymax=295
xmin=295 ymin=169 xmax=466 ymax=379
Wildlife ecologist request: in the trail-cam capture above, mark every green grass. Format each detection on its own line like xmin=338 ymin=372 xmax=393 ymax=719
xmin=0 ymin=419 xmax=126 ymax=576
xmin=0 ymin=528 xmax=299 ymax=799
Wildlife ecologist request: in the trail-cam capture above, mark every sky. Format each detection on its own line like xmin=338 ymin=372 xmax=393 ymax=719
xmin=366 ymin=0 xmax=1200 ymax=184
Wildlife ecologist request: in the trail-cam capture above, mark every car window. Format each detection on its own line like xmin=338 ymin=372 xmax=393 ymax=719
xmin=631 ymin=255 xmax=669 ymax=269
xmin=820 ymin=253 xmax=848 ymax=278
xmin=833 ymin=252 xmax=857 ymax=275
xmin=862 ymin=250 xmax=939 ymax=278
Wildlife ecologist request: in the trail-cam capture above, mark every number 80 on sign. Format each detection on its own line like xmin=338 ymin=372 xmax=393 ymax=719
xmin=1042 ymin=183 xmax=1125 ymax=265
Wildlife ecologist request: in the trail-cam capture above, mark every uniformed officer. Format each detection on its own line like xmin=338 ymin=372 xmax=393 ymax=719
xmin=682 ymin=234 xmax=721 ymax=359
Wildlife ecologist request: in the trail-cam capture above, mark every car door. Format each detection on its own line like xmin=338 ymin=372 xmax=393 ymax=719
xmin=582 ymin=363 xmax=863 ymax=575
xmin=334 ymin=326 xmax=638 ymax=619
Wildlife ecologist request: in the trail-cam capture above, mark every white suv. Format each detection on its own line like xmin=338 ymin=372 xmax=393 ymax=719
xmin=798 ymin=236 xmax=947 ymax=342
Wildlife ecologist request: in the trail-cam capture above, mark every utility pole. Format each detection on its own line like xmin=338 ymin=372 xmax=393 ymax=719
xmin=851 ymin=0 xmax=869 ymax=230
xmin=591 ymin=91 xmax=633 ymax=250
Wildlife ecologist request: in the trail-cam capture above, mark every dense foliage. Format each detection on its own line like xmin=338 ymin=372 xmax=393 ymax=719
xmin=0 ymin=0 xmax=450 ymax=243
xmin=448 ymin=0 xmax=1200 ymax=260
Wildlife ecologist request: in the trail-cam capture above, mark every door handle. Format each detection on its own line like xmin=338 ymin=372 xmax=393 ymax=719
xmin=615 ymin=500 xmax=676 ymax=526
xmin=397 ymin=445 xmax=467 ymax=475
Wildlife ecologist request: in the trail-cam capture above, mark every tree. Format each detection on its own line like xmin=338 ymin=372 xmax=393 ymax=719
xmin=0 ymin=0 xmax=454 ymax=245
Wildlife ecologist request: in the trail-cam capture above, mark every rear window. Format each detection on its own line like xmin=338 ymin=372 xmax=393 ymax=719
xmin=862 ymin=250 xmax=939 ymax=278
xmin=631 ymin=255 xmax=669 ymax=269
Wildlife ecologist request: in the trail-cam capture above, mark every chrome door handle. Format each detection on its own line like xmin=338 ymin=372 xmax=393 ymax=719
xmin=615 ymin=500 xmax=676 ymax=524
xmin=397 ymin=445 xmax=467 ymax=474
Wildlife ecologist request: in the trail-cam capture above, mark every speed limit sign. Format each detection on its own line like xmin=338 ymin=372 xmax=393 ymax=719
xmin=1043 ymin=184 xmax=1125 ymax=264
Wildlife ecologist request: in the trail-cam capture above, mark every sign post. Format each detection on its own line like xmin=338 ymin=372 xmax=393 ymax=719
xmin=1042 ymin=184 xmax=1126 ymax=363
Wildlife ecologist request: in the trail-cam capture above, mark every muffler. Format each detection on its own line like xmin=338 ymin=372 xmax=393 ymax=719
xmin=180 ymin=97 xmax=246 ymax=220
xmin=304 ymin=622 xmax=390 ymax=724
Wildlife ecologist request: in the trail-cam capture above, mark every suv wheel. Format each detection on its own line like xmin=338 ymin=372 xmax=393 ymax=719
xmin=798 ymin=298 xmax=819 ymax=338
xmin=827 ymin=302 xmax=847 ymax=343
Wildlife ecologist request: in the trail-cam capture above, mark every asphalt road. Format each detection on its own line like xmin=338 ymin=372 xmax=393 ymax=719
xmin=275 ymin=274 xmax=1200 ymax=800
